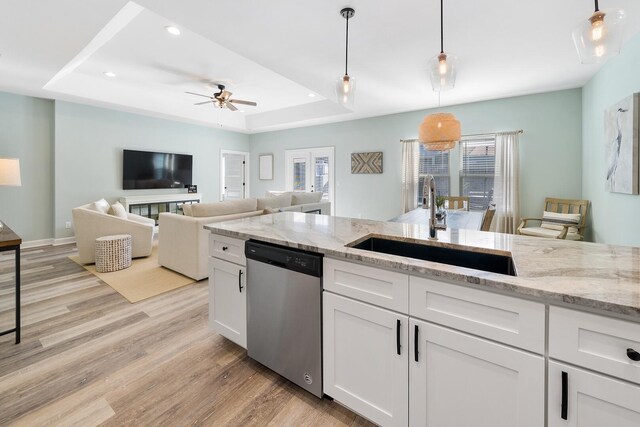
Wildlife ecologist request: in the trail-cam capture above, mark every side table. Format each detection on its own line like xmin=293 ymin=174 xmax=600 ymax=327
xmin=0 ymin=222 xmax=21 ymax=344
xmin=95 ymin=234 xmax=132 ymax=273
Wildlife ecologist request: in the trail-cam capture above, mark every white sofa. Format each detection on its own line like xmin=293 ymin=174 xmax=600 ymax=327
xmin=72 ymin=203 xmax=155 ymax=264
xmin=158 ymin=193 xmax=330 ymax=280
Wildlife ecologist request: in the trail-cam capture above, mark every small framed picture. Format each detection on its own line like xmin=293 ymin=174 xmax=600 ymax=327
xmin=260 ymin=154 xmax=274 ymax=180
xmin=185 ymin=184 xmax=197 ymax=193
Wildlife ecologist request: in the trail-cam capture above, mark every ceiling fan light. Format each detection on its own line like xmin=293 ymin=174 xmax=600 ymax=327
xmin=572 ymin=9 xmax=625 ymax=64
xmin=418 ymin=113 xmax=461 ymax=151
xmin=336 ymin=75 xmax=356 ymax=106
xmin=429 ymin=52 xmax=457 ymax=91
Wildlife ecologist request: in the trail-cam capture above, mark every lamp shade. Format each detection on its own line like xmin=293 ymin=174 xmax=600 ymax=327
xmin=418 ymin=113 xmax=461 ymax=151
xmin=336 ymin=75 xmax=356 ymax=106
xmin=572 ymin=9 xmax=626 ymax=64
xmin=0 ymin=158 xmax=22 ymax=186
xmin=429 ymin=52 xmax=458 ymax=91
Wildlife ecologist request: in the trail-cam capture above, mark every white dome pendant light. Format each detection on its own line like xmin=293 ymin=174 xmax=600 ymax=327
xmin=572 ymin=0 xmax=626 ymax=64
xmin=420 ymin=0 xmax=461 ymax=152
xmin=336 ymin=8 xmax=356 ymax=106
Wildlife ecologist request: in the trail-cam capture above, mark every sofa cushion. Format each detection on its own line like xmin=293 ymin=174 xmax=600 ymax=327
xmin=257 ymin=193 xmax=292 ymax=210
xmin=190 ymin=198 xmax=258 ymax=217
xmin=292 ymin=192 xmax=323 ymax=205
xmin=265 ymin=191 xmax=292 ymax=198
xmin=182 ymin=204 xmax=193 ymax=216
xmin=519 ymin=226 xmax=581 ymax=240
xmin=278 ymin=205 xmax=303 ymax=212
xmin=108 ymin=201 xmax=128 ymax=219
xmin=89 ymin=198 xmax=110 ymax=214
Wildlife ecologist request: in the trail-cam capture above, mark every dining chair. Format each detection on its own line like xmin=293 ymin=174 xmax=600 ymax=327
xmin=480 ymin=205 xmax=496 ymax=232
xmin=443 ymin=196 xmax=469 ymax=211
xmin=517 ymin=197 xmax=590 ymax=240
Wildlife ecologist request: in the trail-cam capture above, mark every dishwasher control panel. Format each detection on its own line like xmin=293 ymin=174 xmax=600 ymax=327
xmin=245 ymin=240 xmax=323 ymax=277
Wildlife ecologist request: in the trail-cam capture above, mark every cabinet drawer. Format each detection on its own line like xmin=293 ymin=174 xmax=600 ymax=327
xmin=324 ymin=257 xmax=409 ymax=313
xmin=209 ymin=234 xmax=246 ymax=265
xmin=549 ymin=306 xmax=640 ymax=385
xmin=410 ymin=276 xmax=545 ymax=354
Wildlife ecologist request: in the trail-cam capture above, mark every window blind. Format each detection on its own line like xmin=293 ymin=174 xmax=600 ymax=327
xmin=418 ymin=144 xmax=450 ymax=205
xmin=459 ymin=137 xmax=496 ymax=210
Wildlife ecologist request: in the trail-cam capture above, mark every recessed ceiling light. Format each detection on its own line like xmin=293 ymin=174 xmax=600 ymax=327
xmin=103 ymin=71 xmax=116 ymax=78
xmin=239 ymin=110 xmax=245 ymax=113
xmin=165 ymin=26 xmax=181 ymax=36
xmin=308 ymin=93 xmax=316 ymax=97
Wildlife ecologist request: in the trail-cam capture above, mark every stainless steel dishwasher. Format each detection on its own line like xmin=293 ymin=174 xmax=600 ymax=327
xmin=245 ymin=240 xmax=323 ymax=398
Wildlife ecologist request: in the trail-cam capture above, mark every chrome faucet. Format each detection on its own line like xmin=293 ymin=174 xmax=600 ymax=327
xmin=422 ymin=174 xmax=447 ymax=240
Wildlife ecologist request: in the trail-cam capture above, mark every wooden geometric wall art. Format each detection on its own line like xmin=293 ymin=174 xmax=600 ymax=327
xmin=351 ymin=152 xmax=383 ymax=174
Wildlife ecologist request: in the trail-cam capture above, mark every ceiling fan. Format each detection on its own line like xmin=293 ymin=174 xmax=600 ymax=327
xmin=185 ymin=84 xmax=257 ymax=111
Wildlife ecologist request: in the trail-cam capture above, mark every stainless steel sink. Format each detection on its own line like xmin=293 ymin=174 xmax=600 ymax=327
xmin=348 ymin=236 xmax=516 ymax=276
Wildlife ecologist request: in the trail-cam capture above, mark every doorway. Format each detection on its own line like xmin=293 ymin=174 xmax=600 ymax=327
xmin=285 ymin=147 xmax=334 ymax=212
xmin=220 ymin=150 xmax=249 ymax=200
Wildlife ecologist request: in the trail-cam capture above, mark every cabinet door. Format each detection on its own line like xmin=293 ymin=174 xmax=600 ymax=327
xmin=323 ymin=292 xmax=408 ymax=427
xmin=409 ymin=319 xmax=544 ymax=427
xmin=549 ymin=361 xmax=640 ymax=427
xmin=209 ymin=258 xmax=246 ymax=348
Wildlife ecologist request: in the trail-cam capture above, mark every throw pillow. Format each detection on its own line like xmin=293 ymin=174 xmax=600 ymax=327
xmin=540 ymin=211 xmax=581 ymax=234
xmin=108 ymin=202 xmax=128 ymax=219
xmin=191 ymin=198 xmax=258 ymax=217
xmin=291 ymin=192 xmax=323 ymax=205
xmin=90 ymin=198 xmax=110 ymax=214
xmin=257 ymin=193 xmax=292 ymax=210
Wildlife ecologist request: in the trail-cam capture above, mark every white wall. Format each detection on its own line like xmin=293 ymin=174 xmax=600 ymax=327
xmin=250 ymin=89 xmax=583 ymax=223
xmin=582 ymin=33 xmax=640 ymax=245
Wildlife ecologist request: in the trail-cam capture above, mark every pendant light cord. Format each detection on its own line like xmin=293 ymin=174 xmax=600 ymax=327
xmin=440 ymin=0 xmax=444 ymax=54
xmin=345 ymin=14 xmax=350 ymax=76
xmin=594 ymin=0 xmax=599 ymax=12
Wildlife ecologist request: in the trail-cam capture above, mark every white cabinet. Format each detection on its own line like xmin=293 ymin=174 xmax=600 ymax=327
xmin=548 ymin=361 xmax=640 ymax=427
xmin=209 ymin=257 xmax=247 ymax=348
xmin=323 ymin=292 xmax=409 ymax=427
xmin=409 ymin=318 xmax=544 ymax=427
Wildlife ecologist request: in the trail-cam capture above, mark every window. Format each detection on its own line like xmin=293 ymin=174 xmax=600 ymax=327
xmin=418 ymin=144 xmax=450 ymax=205
xmin=459 ymin=137 xmax=496 ymax=210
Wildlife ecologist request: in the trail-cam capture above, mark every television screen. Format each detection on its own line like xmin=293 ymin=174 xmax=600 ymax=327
xmin=123 ymin=149 xmax=193 ymax=190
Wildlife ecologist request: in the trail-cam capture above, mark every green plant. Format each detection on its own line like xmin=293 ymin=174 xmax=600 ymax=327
xmin=435 ymin=196 xmax=445 ymax=209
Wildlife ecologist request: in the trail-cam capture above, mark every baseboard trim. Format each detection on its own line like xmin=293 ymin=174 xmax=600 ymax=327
xmin=54 ymin=237 xmax=76 ymax=246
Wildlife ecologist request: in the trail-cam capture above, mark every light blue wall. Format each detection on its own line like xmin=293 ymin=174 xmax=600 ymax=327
xmin=582 ymin=33 xmax=640 ymax=245
xmin=54 ymin=101 xmax=250 ymax=238
xmin=0 ymin=92 xmax=54 ymax=242
xmin=250 ymin=89 xmax=583 ymax=223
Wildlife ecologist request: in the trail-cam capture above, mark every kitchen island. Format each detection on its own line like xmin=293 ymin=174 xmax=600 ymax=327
xmin=205 ymin=212 xmax=640 ymax=427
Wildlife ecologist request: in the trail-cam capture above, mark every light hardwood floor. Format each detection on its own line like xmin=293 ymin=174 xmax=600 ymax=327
xmin=0 ymin=244 xmax=374 ymax=426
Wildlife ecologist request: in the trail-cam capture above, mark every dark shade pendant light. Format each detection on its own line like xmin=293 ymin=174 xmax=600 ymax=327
xmin=572 ymin=0 xmax=626 ymax=64
xmin=336 ymin=7 xmax=356 ymax=106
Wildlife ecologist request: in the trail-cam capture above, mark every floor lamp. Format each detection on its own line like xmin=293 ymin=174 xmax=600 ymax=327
xmin=0 ymin=158 xmax=22 ymax=232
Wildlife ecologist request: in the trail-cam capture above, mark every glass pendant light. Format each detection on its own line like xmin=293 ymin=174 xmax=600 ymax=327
xmin=572 ymin=0 xmax=626 ymax=64
xmin=429 ymin=0 xmax=458 ymax=91
xmin=336 ymin=8 xmax=356 ymax=106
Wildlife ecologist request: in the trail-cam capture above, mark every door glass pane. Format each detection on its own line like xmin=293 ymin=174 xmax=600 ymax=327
xmin=293 ymin=158 xmax=306 ymax=191
xmin=314 ymin=156 xmax=329 ymax=199
xmin=223 ymin=154 xmax=245 ymax=200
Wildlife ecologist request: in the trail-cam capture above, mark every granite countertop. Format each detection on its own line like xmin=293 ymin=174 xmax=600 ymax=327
xmin=204 ymin=212 xmax=640 ymax=318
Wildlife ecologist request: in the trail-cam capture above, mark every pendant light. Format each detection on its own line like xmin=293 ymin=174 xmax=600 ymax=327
xmin=429 ymin=0 xmax=457 ymax=91
xmin=336 ymin=8 xmax=356 ymax=106
xmin=420 ymin=0 xmax=461 ymax=152
xmin=572 ymin=0 xmax=626 ymax=64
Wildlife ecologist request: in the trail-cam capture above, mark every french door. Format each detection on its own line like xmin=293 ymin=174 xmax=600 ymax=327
xmin=220 ymin=150 xmax=249 ymax=200
xmin=285 ymin=147 xmax=334 ymax=212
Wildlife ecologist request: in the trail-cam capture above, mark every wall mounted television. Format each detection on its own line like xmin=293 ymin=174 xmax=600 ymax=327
xmin=123 ymin=149 xmax=193 ymax=190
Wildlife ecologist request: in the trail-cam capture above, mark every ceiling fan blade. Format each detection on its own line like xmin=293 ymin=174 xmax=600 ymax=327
xmin=229 ymin=99 xmax=257 ymax=106
xmin=225 ymin=102 xmax=238 ymax=111
xmin=194 ymin=100 xmax=215 ymax=105
xmin=185 ymin=91 xmax=214 ymax=99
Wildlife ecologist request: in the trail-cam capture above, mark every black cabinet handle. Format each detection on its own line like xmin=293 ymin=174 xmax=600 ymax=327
xmin=222 ymin=246 xmax=228 ymax=251
xmin=414 ymin=324 xmax=419 ymax=362
xmin=628 ymin=348 xmax=640 ymax=361
xmin=561 ymin=371 xmax=568 ymax=420
xmin=396 ymin=319 xmax=401 ymax=355
xmin=238 ymin=270 xmax=244 ymax=293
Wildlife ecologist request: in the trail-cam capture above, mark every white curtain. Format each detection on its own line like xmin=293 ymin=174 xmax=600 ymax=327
xmin=401 ymin=139 xmax=419 ymax=213
xmin=492 ymin=132 xmax=520 ymax=234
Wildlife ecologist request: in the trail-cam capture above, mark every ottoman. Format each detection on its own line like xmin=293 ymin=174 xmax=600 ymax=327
xmin=95 ymin=234 xmax=132 ymax=272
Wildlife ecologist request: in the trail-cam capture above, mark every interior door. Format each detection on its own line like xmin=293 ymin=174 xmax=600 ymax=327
xmin=221 ymin=151 xmax=248 ymax=200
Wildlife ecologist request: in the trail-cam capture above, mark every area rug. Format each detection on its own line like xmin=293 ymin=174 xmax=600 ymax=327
xmin=69 ymin=245 xmax=196 ymax=303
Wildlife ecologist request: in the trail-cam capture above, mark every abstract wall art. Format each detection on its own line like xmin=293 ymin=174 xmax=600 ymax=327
xmin=351 ymin=151 xmax=383 ymax=174
xmin=605 ymin=93 xmax=639 ymax=194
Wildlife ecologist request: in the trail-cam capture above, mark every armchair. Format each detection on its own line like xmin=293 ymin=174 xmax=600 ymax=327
xmin=72 ymin=203 xmax=155 ymax=264
xmin=517 ymin=197 xmax=589 ymax=240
